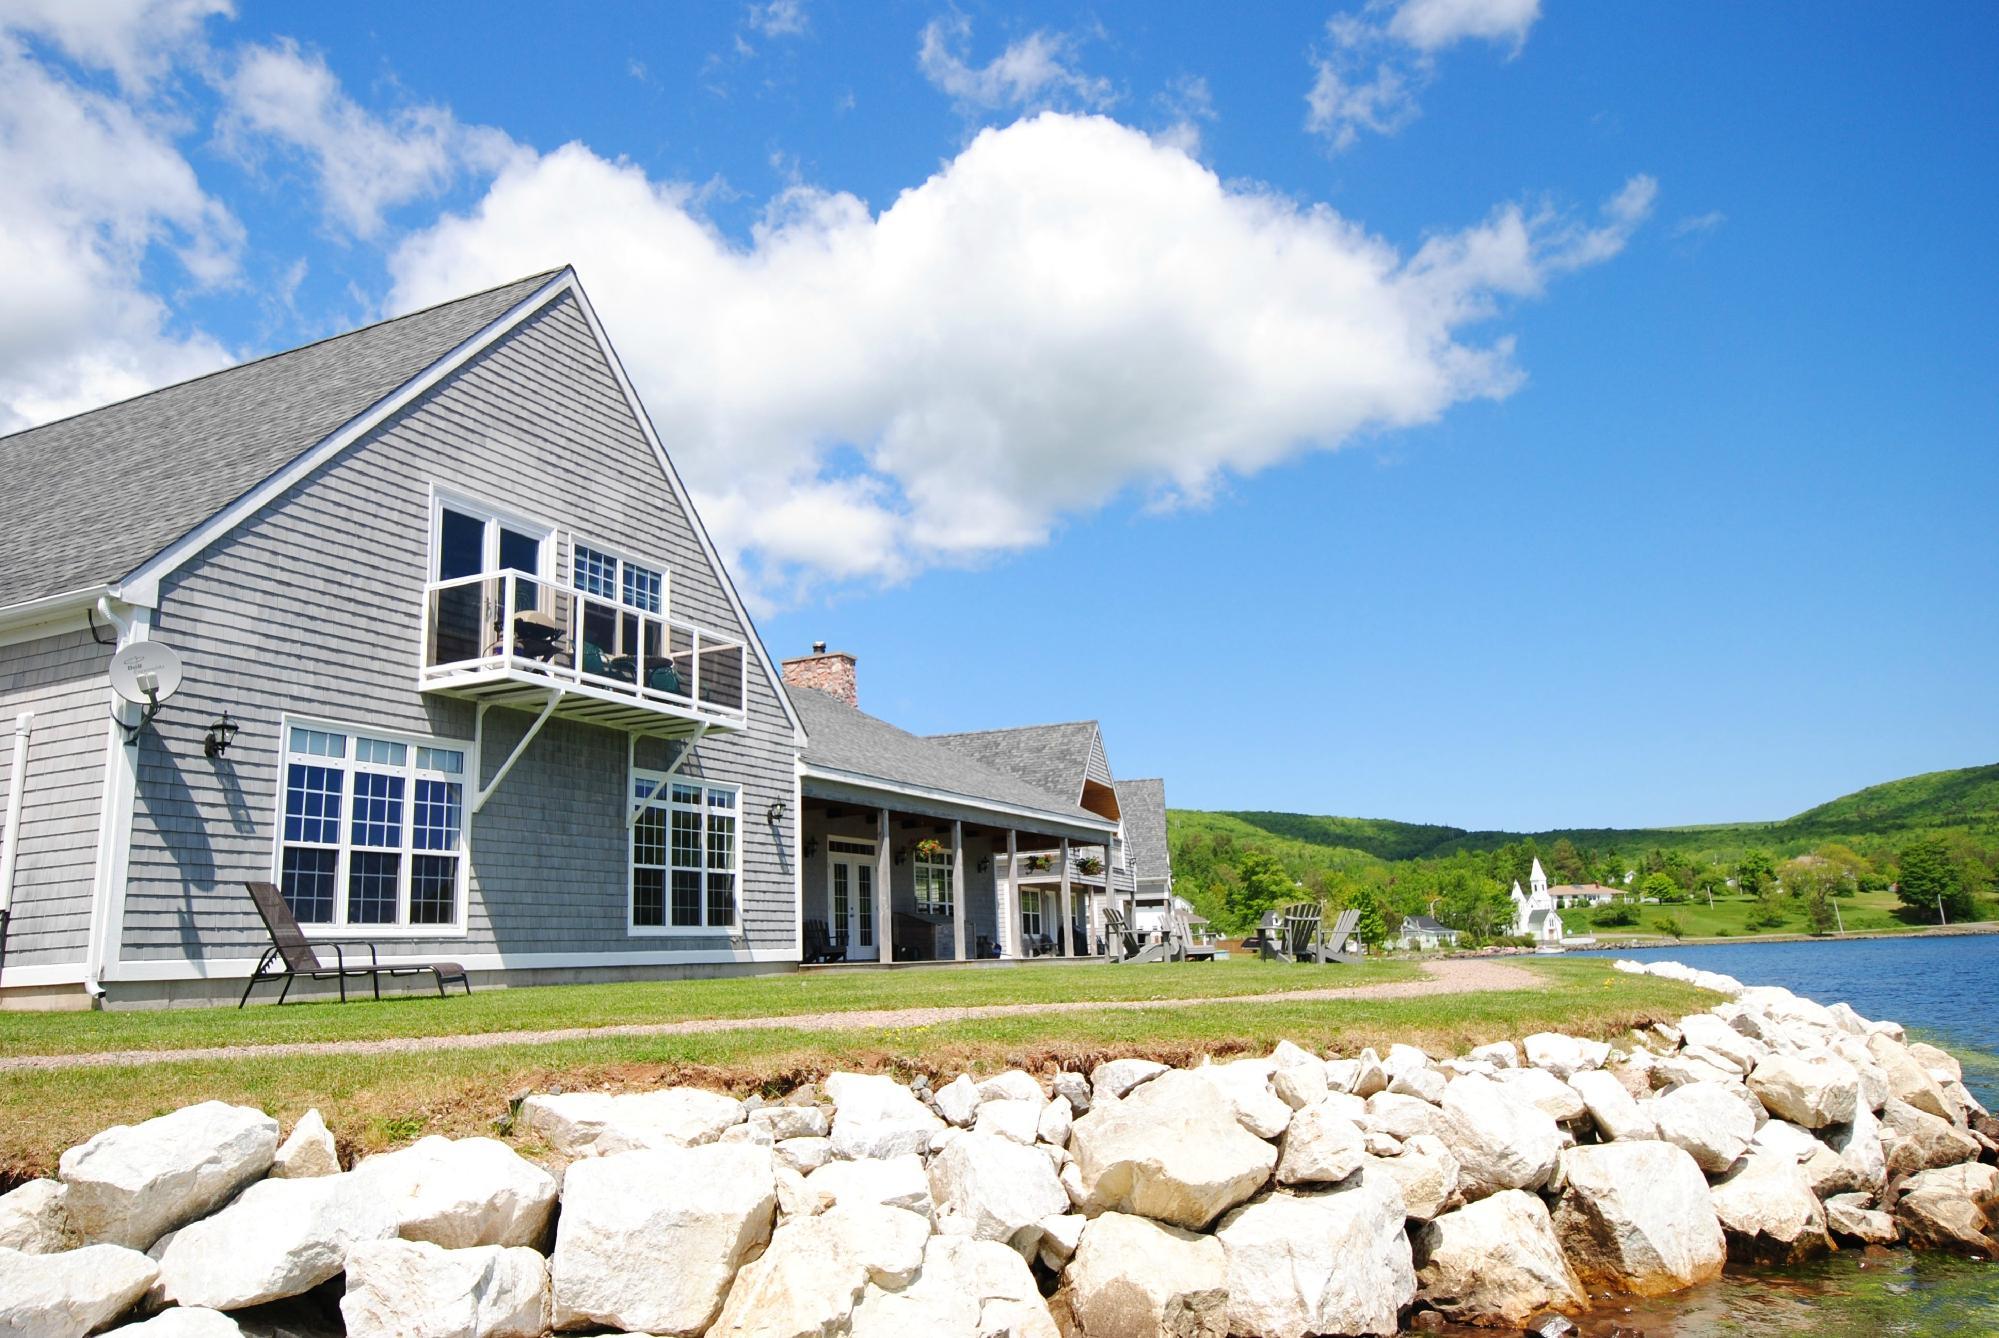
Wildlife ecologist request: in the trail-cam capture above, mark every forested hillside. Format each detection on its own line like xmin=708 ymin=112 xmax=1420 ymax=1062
xmin=1169 ymin=762 xmax=1999 ymax=943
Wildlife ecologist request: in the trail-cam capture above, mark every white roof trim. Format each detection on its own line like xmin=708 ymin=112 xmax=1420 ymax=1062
xmin=801 ymin=761 xmax=1117 ymax=837
xmin=118 ymin=271 xmax=576 ymax=608
xmin=561 ymin=277 xmax=807 ymax=746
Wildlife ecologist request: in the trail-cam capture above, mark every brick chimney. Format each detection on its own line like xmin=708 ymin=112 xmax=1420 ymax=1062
xmin=781 ymin=642 xmax=858 ymax=708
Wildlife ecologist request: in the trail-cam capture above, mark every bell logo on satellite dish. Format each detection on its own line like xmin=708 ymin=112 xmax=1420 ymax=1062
xmin=107 ymin=641 xmax=184 ymax=742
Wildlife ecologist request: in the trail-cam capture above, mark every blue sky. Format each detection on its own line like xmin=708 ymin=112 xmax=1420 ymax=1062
xmin=3 ymin=1 xmax=1994 ymax=830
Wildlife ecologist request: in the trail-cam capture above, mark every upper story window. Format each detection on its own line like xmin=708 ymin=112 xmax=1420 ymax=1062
xmin=630 ymin=773 xmax=738 ymax=933
xmin=573 ymin=543 xmax=665 ymax=615
xmin=913 ymin=847 xmax=954 ymax=917
xmin=276 ymin=721 xmax=469 ymax=934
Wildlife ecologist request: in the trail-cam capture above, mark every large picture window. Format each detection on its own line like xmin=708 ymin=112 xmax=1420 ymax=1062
xmin=276 ymin=723 xmax=468 ymax=932
xmin=913 ymin=847 xmax=954 ymax=917
xmin=631 ymin=773 xmax=738 ymax=933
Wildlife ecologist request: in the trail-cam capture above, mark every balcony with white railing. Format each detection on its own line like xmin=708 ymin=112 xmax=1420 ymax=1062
xmin=1012 ymin=849 xmax=1136 ymax=894
xmin=419 ymin=569 xmax=748 ymax=737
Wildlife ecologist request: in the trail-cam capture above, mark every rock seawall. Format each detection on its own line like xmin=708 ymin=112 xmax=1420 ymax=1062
xmin=2 ymin=962 xmax=1994 ymax=1337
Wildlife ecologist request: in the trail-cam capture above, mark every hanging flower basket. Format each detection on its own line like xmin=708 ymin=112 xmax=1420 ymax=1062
xmin=1023 ymin=854 xmax=1054 ymax=873
xmin=912 ymin=837 xmax=947 ymax=859
xmin=1076 ymin=856 xmax=1105 ymax=876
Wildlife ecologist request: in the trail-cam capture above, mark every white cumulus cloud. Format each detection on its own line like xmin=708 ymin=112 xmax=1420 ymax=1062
xmin=1309 ymin=0 xmax=1541 ymax=150
xmin=219 ymin=38 xmax=519 ymax=238
xmin=388 ymin=114 xmax=1650 ymax=606
xmin=917 ymin=13 xmax=1115 ymax=116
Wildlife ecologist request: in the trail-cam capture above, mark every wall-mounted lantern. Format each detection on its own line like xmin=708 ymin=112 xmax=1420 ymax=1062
xmin=203 ymin=712 xmax=240 ymax=759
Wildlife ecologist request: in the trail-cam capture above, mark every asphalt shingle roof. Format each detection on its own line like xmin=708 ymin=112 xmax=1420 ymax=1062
xmin=790 ymin=686 xmax=1105 ymax=827
xmin=0 ymin=270 xmax=560 ymax=609
xmin=1114 ymin=777 xmax=1171 ymax=881
xmin=926 ymin=721 xmax=1101 ymax=803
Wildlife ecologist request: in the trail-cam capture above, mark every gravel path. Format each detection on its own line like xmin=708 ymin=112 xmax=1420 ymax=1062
xmin=0 ymin=957 xmax=1541 ymax=1073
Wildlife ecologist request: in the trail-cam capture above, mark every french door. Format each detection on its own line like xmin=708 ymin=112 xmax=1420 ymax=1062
xmin=430 ymin=495 xmax=553 ymax=665
xmin=827 ymin=842 xmax=878 ymax=962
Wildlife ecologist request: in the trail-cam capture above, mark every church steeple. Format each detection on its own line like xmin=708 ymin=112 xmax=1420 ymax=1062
xmin=1530 ymin=857 xmax=1548 ymax=898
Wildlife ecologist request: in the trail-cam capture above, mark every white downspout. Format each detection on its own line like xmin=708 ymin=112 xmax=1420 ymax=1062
xmin=0 ymin=711 xmax=33 ymax=928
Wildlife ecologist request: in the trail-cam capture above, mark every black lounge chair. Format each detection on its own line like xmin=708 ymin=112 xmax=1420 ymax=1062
xmin=240 ymin=881 xmax=471 ymax=1007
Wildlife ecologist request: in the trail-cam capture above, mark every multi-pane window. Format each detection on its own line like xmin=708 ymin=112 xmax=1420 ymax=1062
xmin=913 ymin=848 xmax=953 ymax=916
xmin=631 ymin=773 xmax=738 ymax=931
xmin=1021 ymin=890 xmax=1043 ymax=940
xmin=276 ymin=723 xmax=467 ymax=930
xmin=573 ymin=543 xmax=665 ymax=615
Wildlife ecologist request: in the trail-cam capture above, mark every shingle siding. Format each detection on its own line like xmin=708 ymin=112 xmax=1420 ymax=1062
xmin=0 ymin=629 xmax=108 ymax=967
xmin=118 ymin=292 xmax=798 ymax=969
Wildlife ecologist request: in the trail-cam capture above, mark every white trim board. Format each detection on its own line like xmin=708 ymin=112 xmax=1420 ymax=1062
xmin=800 ymin=764 xmax=1117 ymax=840
xmin=101 ymin=944 xmax=799 ymax=982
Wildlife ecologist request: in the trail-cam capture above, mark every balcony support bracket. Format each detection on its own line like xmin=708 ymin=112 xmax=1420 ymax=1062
xmin=627 ymin=723 xmax=709 ymax=828
xmin=472 ymin=691 xmax=561 ymax=815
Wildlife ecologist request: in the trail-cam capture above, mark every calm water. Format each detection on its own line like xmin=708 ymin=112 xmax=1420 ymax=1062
xmin=1531 ymin=933 xmax=1999 ymax=1336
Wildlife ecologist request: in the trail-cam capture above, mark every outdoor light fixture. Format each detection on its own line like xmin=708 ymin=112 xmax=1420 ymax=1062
xmin=766 ymin=799 xmax=786 ymax=823
xmin=977 ymin=856 xmax=991 ymax=873
xmin=203 ymin=712 xmax=240 ymax=758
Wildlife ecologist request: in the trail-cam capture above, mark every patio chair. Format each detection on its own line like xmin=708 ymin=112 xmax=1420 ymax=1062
xmin=1320 ymin=908 xmax=1363 ymax=963
xmin=1173 ymin=907 xmax=1217 ymax=962
xmin=239 ymin=881 xmax=471 ymax=1007
xmin=1104 ymin=906 xmax=1170 ymax=964
xmin=803 ymin=918 xmax=846 ymax=964
xmin=1270 ymin=901 xmax=1325 ymax=964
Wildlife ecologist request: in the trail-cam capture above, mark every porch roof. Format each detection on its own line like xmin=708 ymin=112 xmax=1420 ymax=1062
xmin=790 ymin=686 xmax=1113 ymax=839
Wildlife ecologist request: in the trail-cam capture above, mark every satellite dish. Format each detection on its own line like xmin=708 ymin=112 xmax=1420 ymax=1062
xmin=109 ymin=641 xmax=184 ymax=706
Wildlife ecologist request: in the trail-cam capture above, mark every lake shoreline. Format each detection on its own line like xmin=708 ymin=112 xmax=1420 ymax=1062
xmin=1574 ymin=921 xmax=1999 ymax=952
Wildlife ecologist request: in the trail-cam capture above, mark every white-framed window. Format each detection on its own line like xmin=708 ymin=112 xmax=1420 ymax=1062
xmin=913 ymin=847 xmax=953 ymax=917
xmin=571 ymin=541 xmax=667 ymax=616
xmin=1021 ymin=889 xmax=1043 ymax=940
xmin=274 ymin=719 xmax=470 ymax=935
xmin=631 ymin=772 xmax=738 ymax=933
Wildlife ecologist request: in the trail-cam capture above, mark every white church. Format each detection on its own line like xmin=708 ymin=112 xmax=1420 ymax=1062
xmin=1510 ymin=859 xmax=1566 ymax=944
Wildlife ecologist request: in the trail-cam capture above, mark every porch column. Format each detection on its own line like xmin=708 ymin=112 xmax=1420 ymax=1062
xmin=951 ymin=818 xmax=967 ymax=961
xmin=1059 ymin=837 xmax=1074 ymax=957
xmin=1002 ymin=829 xmax=1020 ymax=958
xmin=875 ymin=807 xmax=893 ymax=963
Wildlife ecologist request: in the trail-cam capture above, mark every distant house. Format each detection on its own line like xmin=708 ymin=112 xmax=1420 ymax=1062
xmin=1509 ymin=858 xmax=1566 ymax=944
xmin=1547 ymin=882 xmax=1622 ymax=910
xmin=1112 ymin=778 xmax=1173 ymax=933
xmin=1392 ymin=914 xmax=1461 ymax=951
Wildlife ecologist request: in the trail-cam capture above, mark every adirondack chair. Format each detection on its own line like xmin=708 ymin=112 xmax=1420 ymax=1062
xmin=803 ymin=918 xmax=846 ymax=964
xmin=240 ymin=881 xmax=470 ymax=1006
xmin=1278 ymin=901 xmax=1325 ymax=963
xmin=1104 ymin=906 xmax=1170 ymax=964
xmin=1320 ymin=908 xmax=1364 ymax=963
xmin=1173 ymin=904 xmax=1217 ymax=962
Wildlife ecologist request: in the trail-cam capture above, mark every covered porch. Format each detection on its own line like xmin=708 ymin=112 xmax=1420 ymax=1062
xmin=797 ymin=789 xmax=1123 ymax=964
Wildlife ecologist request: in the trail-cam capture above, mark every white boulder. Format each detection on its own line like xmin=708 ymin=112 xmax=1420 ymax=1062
xmin=928 ymin=1131 xmax=1067 ymax=1251
xmin=520 ymin=1088 xmax=743 ymax=1158
xmin=1678 ymin=1014 xmax=1766 ymax=1073
xmin=1090 ymin=1058 xmax=1167 ymax=1103
xmin=351 ymin=1137 xmax=557 ymax=1249
xmin=707 ymin=1204 xmax=928 ymax=1337
xmin=1052 ymin=1070 xmax=1093 ymax=1115
xmin=1413 ymin=1189 xmax=1584 ymax=1328
xmin=1197 ymin=1058 xmax=1293 ymax=1139
xmin=1652 ymin=1081 xmax=1755 ymax=1173
xmin=1364 ymin=1092 xmax=1445 ymax=1141
xmin=1866 ymin=1033 xmax=1954 ymax=1121
xmin=747 ymin=1105 xmax=830 ymax=1141
xmin=1270 ymin=1041 xmax=1329 ymax=1110
xmin=976 ymin=1070 xmax=1045 ymax=1105
xmin=269 ymin=1110 xmax=338 ymax=1180
xmin=549 ymin=1144 xmax=775 ymax=1335
xmin=1362 ymin=1134 xmax=1460 ymax=1221
xmin=100 ymin=1310 xmax=241 ymax=1338
xmin=847 ymin=1234 xmax=1057 ymax=1338
xmin=825 ymin=1073 xmax=945 ymax=1160
xmin=1879 ymin=1097 xmax=1980 ymax=1174
xmin=0 ymin=1243 xmax=158 ymax=1338
xmin=1467 ymin=1042 xmax=1519 ymax=1069
xmin=1496 ymin=1067 xmax=1587 ymax=1123
xmin=0 ymin=1178 xmax=74 ymax=1253
xmin=1824 ymin=1192 xmax=1898 ymax=1245
xmin=1551 ymin=1142 xmax=1725 ymax=1297
xmin=1037 ymin=1095 xmax=1073 ymax=1147
xmin=932 ymin=1074 xmax=981 ymax=1128
xmin=1568 ymin=1070 xmax=1655 ymax=1142
xmin=1438 ymin=1073 xmax=1563 ymax=1199
xmin=58 ymin=1103 xmax=279 ymax=1250
xmin=1747 ymin=1052 xmax=1861 ymax=1129
xmin=1067 ymin=1211 xmax=1229 ymax=1338
xmin=157 ymin=1173 xmax=397 ymax=1311
xmin=1276 ymin=1103 xmax=1367 ymax=1186
xmin=1709 ymin=1151 xmax=1831 ymax=1263
xmin=1523 ymin=1033 xmax=1609 ymax=1081
xmin=774 ymin=1137 xmax=833 ymax=1176
xmin=972 ymin=1098 xmax=1041 ymax=1146
xmin=1069 ymin=1069 xmax=1277 ymax=1230
xmin=798 ymin=1153 xmax=933 ymax=1220
xmin=340 ymin=1240 xmax=549 ymax=1338
xmin=1216 ymin=1170 xmax=1414 ymax=1338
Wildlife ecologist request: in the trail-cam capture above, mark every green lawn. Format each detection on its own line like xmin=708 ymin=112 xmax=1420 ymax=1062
xmin=0 ymin=958 xmax=1715 ymax=1179
xmin=0 ymin=954 xmax=1424 ymax=1058
xmin=1573 ymin=888 xmax=1991 ymax=941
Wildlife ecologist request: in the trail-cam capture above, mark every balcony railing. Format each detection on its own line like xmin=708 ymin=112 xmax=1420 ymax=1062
xmin=419 ymin=569 xmax=747 ymax=728
xmin=1013 ymin=852 xmax=1135 ymax=892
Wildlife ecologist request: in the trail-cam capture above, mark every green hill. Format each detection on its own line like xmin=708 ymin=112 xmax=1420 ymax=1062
xmin=1174 ymin=761 xmax=1999 ymax=869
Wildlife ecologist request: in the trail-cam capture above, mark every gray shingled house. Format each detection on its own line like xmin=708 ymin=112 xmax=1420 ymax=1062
xmin=0 ymin=269 xmax=805 ymax=1007
xmin=779 ymin=648 xmax=1148 ymax=962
